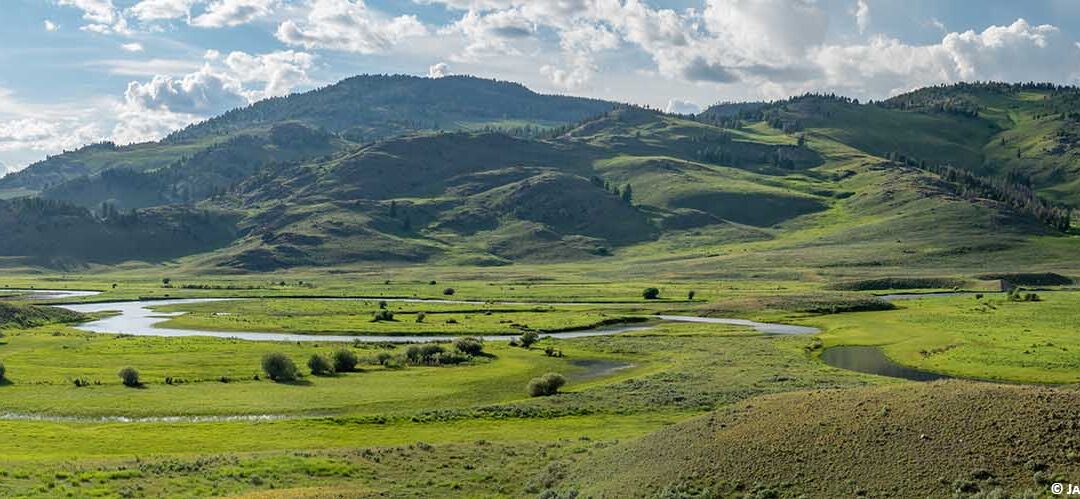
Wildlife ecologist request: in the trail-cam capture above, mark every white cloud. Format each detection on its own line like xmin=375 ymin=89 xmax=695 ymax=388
xmin=276 ymin=0 xmax=427 ymax=53
xmin=129 ymin=0 xmax=198 ymax=22
xmin=222 ymin=50 xmax=315 ymax=98
xmin=445 ymin=8 xmax=537 ymax=59
xmin=811 ymin=19 xmax=1080 ymax=97
xmin=44 ymin=20 xmax=59 ymax=32
xmin=665 ymin=99 xmax=701 ymax=115
xmin=123 ymin=67 xmax=247 ymax=114
xmin=854 ymin=0 xmax=870 ymax=34
xmin=191 ymin=0 xmax=277 ymax=28
xmin=121 ymin=42 xmax=145 ymax=52
xmin=428 ymin=62 xmax=451 ymax=78
xmin=57 ymin=0 xmax=131 ymax=34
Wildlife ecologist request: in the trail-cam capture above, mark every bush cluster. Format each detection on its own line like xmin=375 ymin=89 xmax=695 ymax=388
xmin=307 ymin=354 xmax=335 ymax=376
xmin=518 ymin=330 xmax=540 ymax=348
xmin=453 ymin=337 xmax=484 ymax=356
xmin=642 ymin=287 xmax=660 ymax=300
xmin=527 ymin=373 xmax=567 ymax=397
xmin=262 ymin=353 xmax=301 ymax=382
xmin=372 ymin=310 xmax=395 ymax=322
xmin=332 ymin=349 xmax=359 ymax=372
xmin=118 ymin=367 xmax=141 ymax=388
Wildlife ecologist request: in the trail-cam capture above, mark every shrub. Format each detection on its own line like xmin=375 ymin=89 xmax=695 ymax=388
xmin=416 ymin=312 xmax=426 ymax=323
xmin=374 ymin=351 xmax=395 ymax=365
xmin=372 ymin=310 xmax=395 ymax=322
xmin=432 ymin=350 xmax=471 ymax=365
xmin=443 ymin=287 xmax=456 ymax=296
xmin=0 ymin=360 xmax=5 ymax=381
xmin=519 ymin=330 xmax=540 ymax=348
xmin=454 ymin=337 xmax=484 ymax=356
xmin=118 ymin=367 xmax=141 ymax=388
xmin=307 ymin=354 xmax=335 ymax=376
xmin=406 ymin=344 xmax=445 ymax=365
xmin=642 ymin=287 xmax=660 ymax=300
xmin=544 ymin=346 xmax=563 ymax=357
xmin=687 ymin=290 xmax=696 ymax=301
xmin=262 ymin=353 xmax=300 ymax=382
xmin=527 ymin=373 xmax=567 ymax=397
xmin=332 ymin=349 xmax=359 ymax=372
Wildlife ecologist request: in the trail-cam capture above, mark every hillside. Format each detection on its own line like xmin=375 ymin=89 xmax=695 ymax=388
xmin=0 ymin=75 xmax=615 ymax=199
xmin=564 ymin=381 xmax=1080 ymax=497
xmin=0 ymin=80 xmax=1075 ymax=271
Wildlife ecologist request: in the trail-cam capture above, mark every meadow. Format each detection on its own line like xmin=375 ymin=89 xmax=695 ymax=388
xmin=1 ymin=273 xmax=1078 ymax=497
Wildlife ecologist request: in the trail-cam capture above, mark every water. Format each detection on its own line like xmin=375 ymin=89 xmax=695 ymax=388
xmin=820 ymin=346 xmax=949 ymax=382
xmin=56 ymin=299 xmax=820 ymax=343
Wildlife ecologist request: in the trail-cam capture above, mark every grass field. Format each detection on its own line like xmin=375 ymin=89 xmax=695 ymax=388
xmin=2 ymin=274 xmax=1080 ymax=497
xmin=814 ymin=291 xmax=1080 ymax=383
xmin=153 ymin=299 xmax=656 ymax=336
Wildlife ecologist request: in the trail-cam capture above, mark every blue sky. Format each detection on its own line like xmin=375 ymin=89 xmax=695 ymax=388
xmin=2 ymin=0 xmax=1080 ymax=172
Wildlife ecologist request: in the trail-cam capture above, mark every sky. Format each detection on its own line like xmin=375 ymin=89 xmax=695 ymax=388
xmin=2 ymin=0 xmax=1080 ymax=172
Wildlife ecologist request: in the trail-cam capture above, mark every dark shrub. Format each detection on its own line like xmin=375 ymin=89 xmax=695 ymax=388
xmin=374 ymin=351 xmax=395 ymax=366
xmin=0 ymin=360 xmax=5 ymax=381
xmin=977 ymin=272 xmax=1072 ymax=286
xmin=406 ymin=344 xmax=445 ymax=365
xmin=372 ymin=310 xmax=395 ymax=322
xmin=307 ymin=354 xmax=334 ymax=376
xmin=443 ymin=287 xmax=456 ymax=296
xmin=433 ymin=350 xmax=471 ymax=365
xmin=687 ymin=290 xmax=696 ymax=301
xmin=544 ymin=346 xmax=563 ymax=357
xmin=642 ymin=287 xmax=660 ymax=300
xmin=332 ymin=349 xmax=359 ymax=372
xmin=527 ymin=373 xmax=567 ymax=397
xmin=118 ymin=367 xmax=141 ymax=387
xmin=519 ymin=330 xmax=540 ymax=348
xmin=262 ymin=353 xmax=300 ymax=382
xmin=454 ymin=337 xmax=484 ymax=356
xmin=415 ymin=312 xmax=426 ymax=323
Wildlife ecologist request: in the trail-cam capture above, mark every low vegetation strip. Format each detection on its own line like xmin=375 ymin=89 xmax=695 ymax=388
xmin=701 ymin=293 xmax=895 ymax=315
xmin=827 ymin=276 xmax=968 ymax=291
xmin=0 ymin=303 xmax=86 ymax=329
xmin=974 ymin=272 xmax=1074 ymax=286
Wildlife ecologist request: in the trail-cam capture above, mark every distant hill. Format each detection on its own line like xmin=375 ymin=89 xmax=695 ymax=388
xmin=166 ymin=74 xmax=616 ymax=143
xmin=0 ymin=80 xmax=1074 ymax=270
xmin=0 ymin=75 xmax=616 ymax=199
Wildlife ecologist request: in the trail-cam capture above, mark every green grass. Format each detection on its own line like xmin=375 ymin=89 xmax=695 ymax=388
xmin=0 ymin=325 xmax=655 ymax=417
xmin=153 ymin=299 xmax=651 ymax=336
xmin=813 ymin=291 xmax=1080 ymax=383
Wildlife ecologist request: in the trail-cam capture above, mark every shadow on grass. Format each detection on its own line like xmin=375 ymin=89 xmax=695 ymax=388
xmin=272 ymin=378 xmax=314 ymax=387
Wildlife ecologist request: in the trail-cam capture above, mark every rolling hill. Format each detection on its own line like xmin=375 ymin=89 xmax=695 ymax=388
xmin=0 ymin=78 xmax=1075 ymax=271
xmin=0 ymin=75 xmax=615 ymax=200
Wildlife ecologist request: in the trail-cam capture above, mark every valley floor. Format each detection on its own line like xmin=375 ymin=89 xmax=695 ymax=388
xmin=0 ymin=273 xmax=1077 ymax=497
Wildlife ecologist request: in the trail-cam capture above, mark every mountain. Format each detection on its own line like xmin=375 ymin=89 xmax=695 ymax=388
xmin=0 ymin=80 xmax=1075 ymax=270
xmin=0 ymin=75 xmax=615 ymax=201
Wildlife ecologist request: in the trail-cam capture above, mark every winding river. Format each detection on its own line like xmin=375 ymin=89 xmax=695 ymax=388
xmin=54 ymin=298 xmax=820 ymax=343
xmin=13 ymin=289 xmax=989 ymax=381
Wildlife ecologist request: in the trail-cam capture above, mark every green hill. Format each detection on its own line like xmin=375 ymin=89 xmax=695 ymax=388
xmin=0 ymin=80 xmax=1075 ymax=271
xmin=0 ymin=75 xmax=615 ymax=199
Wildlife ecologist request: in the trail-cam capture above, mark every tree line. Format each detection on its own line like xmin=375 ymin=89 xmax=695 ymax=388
xmin=886 ymin=152 xmax=1072 ymax=232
